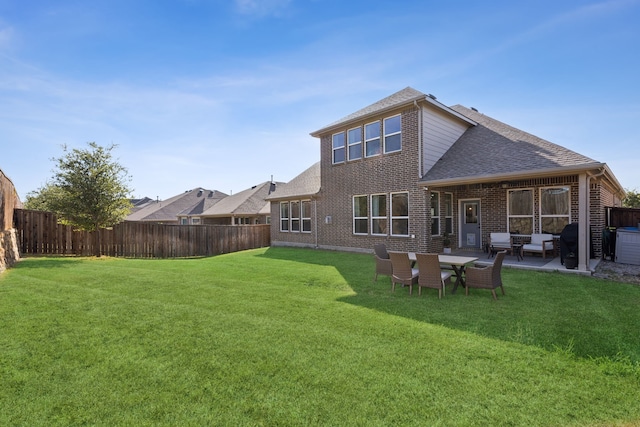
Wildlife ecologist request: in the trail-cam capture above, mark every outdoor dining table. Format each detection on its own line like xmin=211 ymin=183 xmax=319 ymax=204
xmin=409 ymin=253 xmax=479 ymax=294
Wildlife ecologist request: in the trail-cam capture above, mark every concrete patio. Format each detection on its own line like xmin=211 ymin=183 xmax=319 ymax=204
xmin=452 ymin=248 xmax=599 ymax=276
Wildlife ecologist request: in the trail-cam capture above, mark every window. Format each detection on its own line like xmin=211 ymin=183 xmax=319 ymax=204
xmin=347 ymin=127 xmax=362 ymax=161
xmin=290 ymin=201 xmax=300 ymax=232
xmin=280 ymin=202 xmax=289 ymax=232
xmin=443 ymin=192 xmax=453 ymax=234
xmin=540 ymin=187 xmax=570 ymax=234
xmin=353 ymin=195 xmax=368 ymax=234
xmin=365 ymin=121 xmax=381 ymax=157
xmin=508 ymin=189 xmax=533 ymax=234
xmin=383 ymin=115 xmax=401 ymax=153
xmin=371 ymin=194 xmax=387 ymax=235
xmin=332 ymin=132 xmax=345 ymax=164
xmin=180 ymin=218 xmax=188 ymax=225
xmin=192 ymin=218 xmax=201 ymax=225
xmin=430 ymin=191 xmax=440 ymax=236
xmin=391 ymin=192 xmax=409 ymax=236
xmin=301 ymin=200 xmax=311 ymax=232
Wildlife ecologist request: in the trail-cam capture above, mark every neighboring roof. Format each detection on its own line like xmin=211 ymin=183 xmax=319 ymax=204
xmin=200 ymin=181 xmax=282 ymax=217
xmin=126 ymin=188 xmax=226 ymax=222
xmin=310 ymin=87 xmax=475 ymax=137
xmin=265 ymin=162 xmax=321 ymax=201
xmin=420 ymin=105 xmax=608 ymax=187
xmin=178 ymin=190 xmax=227 ymax=216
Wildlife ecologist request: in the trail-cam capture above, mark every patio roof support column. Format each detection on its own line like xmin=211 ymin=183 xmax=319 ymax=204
xmin=578 ymin=173 xmax=588 ymax=271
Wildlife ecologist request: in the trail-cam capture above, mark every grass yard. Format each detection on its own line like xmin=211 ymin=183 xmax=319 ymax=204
xmin=1 ymin=247 xmax=639 ymax=426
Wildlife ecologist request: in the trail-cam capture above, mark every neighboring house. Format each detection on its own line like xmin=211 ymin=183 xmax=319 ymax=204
xmin=196 ymin=181 xmax=282 ymax=225
xmin=266 ymin=162 xmax=321 ymax=247
xmin=129 ymin=197 xmax=155 ymax=213
xmin=126 ymin=188 xmax=226 ymax=224
xmin=270 ymin=87 xmax=624 ymax=272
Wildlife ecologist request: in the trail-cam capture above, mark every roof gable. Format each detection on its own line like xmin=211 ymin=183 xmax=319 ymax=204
xmin=126 ymin=188 xmax=225 ymax=221
xmin=201 ymin=181 xmax=283 ymax=217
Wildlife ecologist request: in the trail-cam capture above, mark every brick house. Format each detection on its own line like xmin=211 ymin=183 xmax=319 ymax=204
xmin=269 ymin=87 xmax=624 ymax=271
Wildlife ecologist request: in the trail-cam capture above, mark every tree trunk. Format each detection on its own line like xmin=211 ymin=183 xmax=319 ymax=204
xmin=95 ymin=224 xmax=102 ymax=257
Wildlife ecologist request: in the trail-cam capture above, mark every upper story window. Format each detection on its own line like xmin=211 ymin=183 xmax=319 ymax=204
xmin=540 ymin=187 xmax=570 ymax=234
xmin=332 ymin=132 xmax=345 ymax=164
xmin=383 ymin=115 xmax=401 ymax=153
xmin=347 ymin=127 xmax=362 ymax=161
xmin=365 ymin=121 xmax=381 ymax=157
xmin=371 ymin=194 xmax=387 ymax=235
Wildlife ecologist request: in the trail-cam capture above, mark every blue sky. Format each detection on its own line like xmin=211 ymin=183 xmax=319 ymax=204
xmin=1 ymin=0 xmax=639 ymax=200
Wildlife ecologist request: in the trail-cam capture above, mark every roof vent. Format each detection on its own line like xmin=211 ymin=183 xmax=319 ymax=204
xmin=471 ymin=107 xmax=478 ymax=112
xmin=427 ymin=94 xmax=437 ymax=100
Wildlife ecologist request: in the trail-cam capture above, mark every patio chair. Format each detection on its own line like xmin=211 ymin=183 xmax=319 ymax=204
xmin=464 ymin=250 xmax=506 ymax=300
xmin=388 ymin=251 xmax=419 ymax=295
xmin=373 ymin=244 xmax=393 ymax=282
xmin=522 ymin=233 xmax=554 ymax=259
xmin=415 ymin=253 xmax=452 ymax=299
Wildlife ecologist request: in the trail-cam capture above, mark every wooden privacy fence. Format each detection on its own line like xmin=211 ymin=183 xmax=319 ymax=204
xmin=13 ymin=209 xmax=271 ymax=258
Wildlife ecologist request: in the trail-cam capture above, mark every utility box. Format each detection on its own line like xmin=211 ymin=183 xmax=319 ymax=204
xmin=615 ymin=228 xmax=640 ymax=266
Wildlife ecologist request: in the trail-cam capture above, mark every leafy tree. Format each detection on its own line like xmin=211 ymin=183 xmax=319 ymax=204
xmin=43 ymin=142 xmax=133 ymax=256
xmin=23 ymin=182 xmax=65 ymax=211
xmin=623 ymin=188 xmax=640 ymax=208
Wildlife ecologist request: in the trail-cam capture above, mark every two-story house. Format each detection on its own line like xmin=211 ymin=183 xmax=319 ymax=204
xmin=268 ymin=87 xmax=624 ymax=271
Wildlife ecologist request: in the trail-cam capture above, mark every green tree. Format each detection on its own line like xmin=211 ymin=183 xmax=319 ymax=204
xmin=23 ymin=182 xmax=65 ymax=211
xmin=45 ymin=142 xmax=133 ymax=256
xmin=623 ymin=188 xmax=640 ymax=208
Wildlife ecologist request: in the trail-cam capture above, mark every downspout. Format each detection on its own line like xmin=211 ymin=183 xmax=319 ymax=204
xmin=414 ymin=100 xmax=423 ymax=178
xmin=314 ymin=197 xmax=318 ymax=249
xmin=583 ymin=168 xmax=606 ymax=271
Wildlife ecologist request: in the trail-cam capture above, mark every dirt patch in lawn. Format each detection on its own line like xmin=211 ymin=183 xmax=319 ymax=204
xmin=593 ymin=260 xmax=640 ymax=285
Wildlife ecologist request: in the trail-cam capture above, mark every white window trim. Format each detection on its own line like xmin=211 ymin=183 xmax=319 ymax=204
xmin=383 ymin=114 xmax=402 ymax=154
xmin=364 ymin=120 xmax=381 ymax=158
xmin=301 ymin=200 xmax=312 ymax=233
xmin=431 ymin=191 xmax=440 ymax=237
xmin=353 ymin=195 xmax=369 ymax=235
xmin=507 ymin=188 xmax=534 ymax=234
xmin=332 ymin=132 xmax=345 ymax=164
xmin=280 ymin=201 xmax=289 ymax=232
xmin=370 ymin=193 xmax=388 ymax=236
xmin=539 ymin=186 xmax=570 ymax=234
xmin=347 ymin=127 xmax=362 ymax=161
xmin=391 ymin=191 xmax=409 ymax=237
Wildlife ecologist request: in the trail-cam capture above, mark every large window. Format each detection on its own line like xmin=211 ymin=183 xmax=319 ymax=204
xmin=353 ymin=195 xmax=368 ymax=235
xmin=280 ymin=202 xmax=289 ymax=231
xmin=371 ymin=194 xmax=387 ymax=235
xmin=365 ymin=121 xmax=381 ymax=157
xmin=508 ymin=189 xmax=533 ymax=234
xmin=347 ymin=127 xmax=362 ymax=161
xmin=383 ymin=115 xmax=401 ymax=153
xmin=443 ymin=192 xmax=453 ymax=234
xmin=391 ymin=192 xmax=409 ymax=236
xmin=430 ymin=191 xmax=440 ymax=236
xmin=332 ymin=132 xmax=345 ymax=164
xmin=280 ymin=200 xmax=312 ymax=233
xmin=301 ymin=200 xmax=311 ymax=232
xmin=540 ymin=187 xmax=570 ymax=234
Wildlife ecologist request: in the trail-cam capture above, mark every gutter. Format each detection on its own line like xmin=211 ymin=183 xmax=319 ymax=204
xmin=418 ymin=163 xmax=606 ymax=188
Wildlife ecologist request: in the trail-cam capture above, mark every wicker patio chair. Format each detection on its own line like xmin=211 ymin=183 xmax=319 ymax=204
xmin=465 ymin=250 xmax=506 ymax=300
xmin=373 ymin=244 xmax=393 ymax=282
xmin=388 ymin=251 xmax=419 ymax=294
xmin=415 ymin=253 xmax=452 ymax=299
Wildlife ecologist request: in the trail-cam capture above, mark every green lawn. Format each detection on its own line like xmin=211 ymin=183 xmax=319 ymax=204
xmin=1 ymin=247 xmax=639 ymax=426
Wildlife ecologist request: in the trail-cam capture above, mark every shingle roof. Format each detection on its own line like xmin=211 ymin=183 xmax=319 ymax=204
xmin=126 ymin=188 xmax=225 ymax=221
xmin=265 ymin=162 xmax=320 ymax=201
xmin=200 ymin=181 xmax=283 ymax=217
xmin=420 ymin=105 xmax=603 ymax=185
xmin=310 ymin=87 xmax=427 ymax=136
